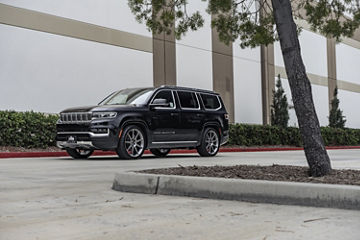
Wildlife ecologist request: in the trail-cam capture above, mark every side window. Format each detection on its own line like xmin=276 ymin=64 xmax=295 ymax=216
xmin=200 ymin=93 xmax=221 ymax=110
xmin=151 ymin=90 xmax=175 ymax=108
xmin=177 ymin=91 xmax=199 ymax=109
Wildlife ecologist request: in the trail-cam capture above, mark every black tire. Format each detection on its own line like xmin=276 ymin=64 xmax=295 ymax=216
xmin=150 ymin=148 xmax=171 ymax=157
xmin=66 ymin=149 xmax=94 ymax=159
xmin=116 ymin=125 xmax=146 ymax=159
xmin=197 ymin=128 xmax=220 ymax=157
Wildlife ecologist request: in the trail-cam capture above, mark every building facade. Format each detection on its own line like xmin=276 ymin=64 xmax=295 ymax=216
xmin=0 ymin=1 xmax=359 ymax=128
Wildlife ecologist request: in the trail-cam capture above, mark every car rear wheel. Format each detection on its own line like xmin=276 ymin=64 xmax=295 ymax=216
xmin=116 ymin=125 xmax=145 ymax=159
xmin=197 ymin=128 xmax=220 ymax=157
xmin=66 ymin=149 xmax=94 ymax=159
xmin=150 ymin=148 xmax=170 ymax=157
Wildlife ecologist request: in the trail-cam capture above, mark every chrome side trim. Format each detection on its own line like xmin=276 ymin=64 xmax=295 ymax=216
xmin=152 ymin=141 xmax=197 ymax=144
xmin=57 ymin=130 xmax=110 ymax=137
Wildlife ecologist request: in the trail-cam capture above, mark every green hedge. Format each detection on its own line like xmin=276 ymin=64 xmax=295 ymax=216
xmin=229 ymin=123 xmax=360 ymax=147
xmin=0 ymin=111 xmax=58 ymax=148
xmin=0 ymin=111 xmax=359 ymax=148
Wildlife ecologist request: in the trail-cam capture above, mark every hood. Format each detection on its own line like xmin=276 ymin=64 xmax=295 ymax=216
xmin=60 ymin=104 xmax=145 ymax=113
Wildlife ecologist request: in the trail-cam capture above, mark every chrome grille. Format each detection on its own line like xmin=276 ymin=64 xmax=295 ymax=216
xmin=60 ymin=112 xmax=92 ymax=123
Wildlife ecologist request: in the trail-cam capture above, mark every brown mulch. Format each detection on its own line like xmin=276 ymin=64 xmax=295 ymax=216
xmin=139 ymin=164 xmax=360 ymax=186
xmin=0 ymin=146 xmax=61 ymax=152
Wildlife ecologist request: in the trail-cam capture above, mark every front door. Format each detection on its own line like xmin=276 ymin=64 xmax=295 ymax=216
xmin=148 ymin=90 xmax=180 ymax=142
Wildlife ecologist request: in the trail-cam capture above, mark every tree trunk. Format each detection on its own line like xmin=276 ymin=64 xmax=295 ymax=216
xmin=271 ymin=0 xmax=332 ymax=176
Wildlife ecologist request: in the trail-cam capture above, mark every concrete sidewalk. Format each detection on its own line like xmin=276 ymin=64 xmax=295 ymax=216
xmin=1 ymin=150 xmax=360 ymax=240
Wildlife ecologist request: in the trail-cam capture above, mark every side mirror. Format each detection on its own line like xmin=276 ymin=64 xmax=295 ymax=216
xmin=150 ymin=98 xmax=170 ymax=108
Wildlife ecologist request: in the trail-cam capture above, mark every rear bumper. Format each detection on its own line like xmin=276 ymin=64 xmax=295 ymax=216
xmin=220 ymin=130 xmax=229 ymax=146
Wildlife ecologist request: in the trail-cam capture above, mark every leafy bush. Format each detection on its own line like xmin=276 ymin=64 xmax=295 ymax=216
xmin=0 ymin=111 xmax=58 ymax=148
xmin=229 ymin=124 xmax=360 ymax=147
xmin=0 ymin=111 xmax=359 ymax=149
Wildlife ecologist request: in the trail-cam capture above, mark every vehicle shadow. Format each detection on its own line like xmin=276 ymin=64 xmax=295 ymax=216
xmin=58 ymin=154 xmax=203 ymax=161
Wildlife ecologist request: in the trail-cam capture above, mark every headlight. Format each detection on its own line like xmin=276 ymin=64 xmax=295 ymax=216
xmin=92 ymin=112 xmax=117 ymax=119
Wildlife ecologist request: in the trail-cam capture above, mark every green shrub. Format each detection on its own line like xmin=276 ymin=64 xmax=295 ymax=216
xmin=229 ymin=123 xmax=360 ymax=147
xmin=0 ymin=111 xmax=359 ymax=149
xmin=0 ymin=111 xmax=58 ymax=148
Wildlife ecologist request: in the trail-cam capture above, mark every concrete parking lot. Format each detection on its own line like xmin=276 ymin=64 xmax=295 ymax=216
xmin=1 ymin=150 xmax=360 ymax=240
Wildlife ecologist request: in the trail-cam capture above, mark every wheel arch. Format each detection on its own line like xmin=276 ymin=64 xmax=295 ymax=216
xmin=198 ymin=121 xmax=221 ymax=146
xmin=119 ymin=117 xmax=150 ymax=148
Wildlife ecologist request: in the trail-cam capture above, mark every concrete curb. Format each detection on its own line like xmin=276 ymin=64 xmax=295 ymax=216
xmin=1 ymin=146 xmax=360 ymax=158
xmin=113 ymin=172 xmax=360 ymax=210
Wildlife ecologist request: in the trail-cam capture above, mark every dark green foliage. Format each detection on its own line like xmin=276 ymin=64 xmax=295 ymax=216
xmin=0 ymin=111 xmax=58 ymax=148
xmin=271 ymin=75 xmax=289 ymax=128
xmin=128 ymin=0 xmax=360 ymax=48
xmin=329 ymin=87 xmax=346 ymax=128
xmin=128 ymin=0 xmax=204 ymax=39
xmin=1 ymin=111 xmax=358 ymax=149
xmin=229 ymin=124 xmax=360 ymax=147
xmin=229 ymin=124 xmax=302 ymax=146
xmin=301 ymin=0 xmax=360 ymax=41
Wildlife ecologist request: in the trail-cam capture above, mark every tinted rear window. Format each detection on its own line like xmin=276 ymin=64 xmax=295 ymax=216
xmin=177 ymin=91 xmax=199 ymax=109
xmin=200 ymin=93 xmax=221 ymax=110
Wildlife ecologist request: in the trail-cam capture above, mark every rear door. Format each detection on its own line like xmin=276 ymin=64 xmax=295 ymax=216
xmin=176 ymin=90 xmax=204 ymax=141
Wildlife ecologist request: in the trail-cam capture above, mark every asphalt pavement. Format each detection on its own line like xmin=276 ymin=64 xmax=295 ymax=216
xmin=1 ymin=150 xmax=360 ymax=240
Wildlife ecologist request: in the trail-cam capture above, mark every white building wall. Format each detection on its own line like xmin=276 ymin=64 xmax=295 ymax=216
xmin=0 ymin=0 xmax=151 ymax=37
xmin=176 ymin=0 xmax=212 ymax=90
xmin=274 ymin=30 xmax=327 ymax=77
xmin=233 ymin=42 xmax=262 ymax=124
xmin=312 ymin=84 xmax=329 ymax=126
xmin=336 ymin=43 xmax=360 ymax=85
xmin=338 ymin=90 xmax=360 ymax=128
xmin=280 ymin=78 xmax=298 ymax=127
xmin=274 ymin=29 xmax=329 ymax=127
xmin=280 ymin=79 xmax=328 ymax=127
xmin=0 ymin=24 xmax=153 ymax=113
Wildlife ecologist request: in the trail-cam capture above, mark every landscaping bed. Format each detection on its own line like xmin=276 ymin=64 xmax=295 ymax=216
xmin=139 ymin=164 xmax=360 ymax=186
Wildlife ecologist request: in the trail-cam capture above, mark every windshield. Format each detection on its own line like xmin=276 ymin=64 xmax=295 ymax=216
xmin=99 ymin=88 xmax=154 ymax=106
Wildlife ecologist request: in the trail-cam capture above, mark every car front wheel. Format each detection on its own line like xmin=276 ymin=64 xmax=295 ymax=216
xmin=197 ymin=128 xmax=220 ymax=157
xmin=116 ymin=125 xmax=145 ymax=159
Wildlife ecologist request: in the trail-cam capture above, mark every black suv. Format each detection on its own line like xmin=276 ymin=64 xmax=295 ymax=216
xmin=56 ymin=86 xmax=229 ymax=159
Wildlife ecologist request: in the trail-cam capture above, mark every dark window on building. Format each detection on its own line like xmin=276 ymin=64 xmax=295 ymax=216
xmin=152 ymin=90 xmax=175 ymax=108
xmin=200 ymin=93 xmax=221 ymax=110
xmin=177 ymin=91 xmax=199 ymax=109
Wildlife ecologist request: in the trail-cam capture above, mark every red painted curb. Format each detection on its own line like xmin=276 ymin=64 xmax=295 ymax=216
xmin=0 ymin=146 xmax=359 ymax=159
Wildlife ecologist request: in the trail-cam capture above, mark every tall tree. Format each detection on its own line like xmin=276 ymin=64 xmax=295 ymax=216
xmin=329 ymin=87 xmax=346 ymax=128
xmin=271 ymin=74 xmax=289 ymax=128
xmin=128 ymin=0 xmax=360 ymax=176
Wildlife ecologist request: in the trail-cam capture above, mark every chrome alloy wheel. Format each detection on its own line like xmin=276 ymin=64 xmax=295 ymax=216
xmin=205 ymin=129 xmax=219 ymax=155
xmin=124 ymin=128 xmax=145 ymax=158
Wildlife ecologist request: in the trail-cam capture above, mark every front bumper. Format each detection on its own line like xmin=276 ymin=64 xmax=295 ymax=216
xmin=56 ymin=120 xmax=119 ymax=150
xmin=57 ymin=141 xmax=95 ymax=149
